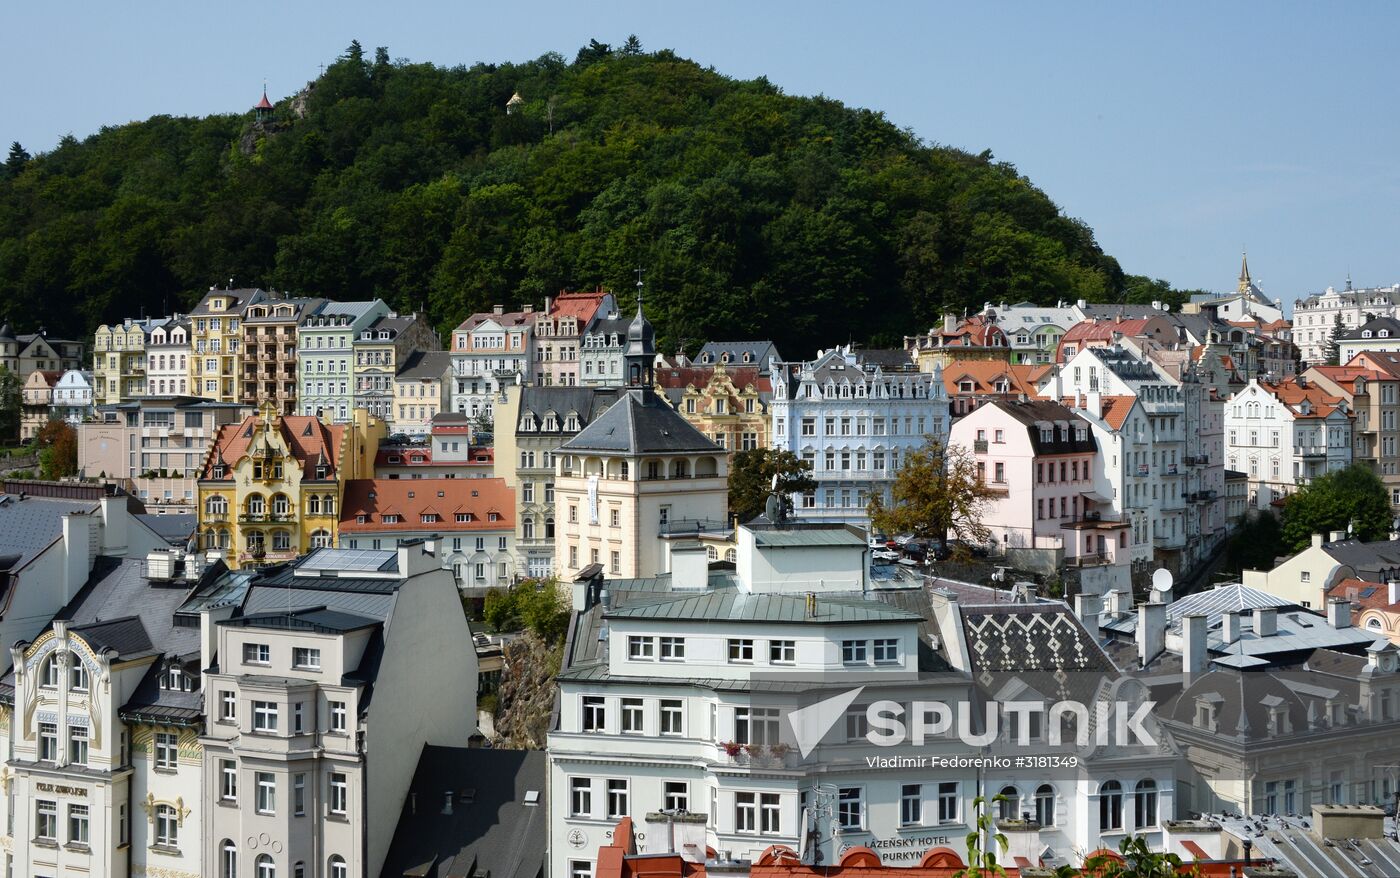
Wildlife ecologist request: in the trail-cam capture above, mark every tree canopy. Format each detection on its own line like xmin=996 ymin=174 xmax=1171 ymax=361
xmin=728 ymin=447 xmax=817 ymax=522
xmin=1281 ymin=464 xmax=1392 ymax=552
xmin=868 ymin=437 xmax=995 ymax=552
xmin=0 ymin=39 xmax=1193 ymax=355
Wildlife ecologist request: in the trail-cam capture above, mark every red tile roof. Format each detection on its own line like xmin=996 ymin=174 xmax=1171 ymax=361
xmin=942 ymin=361 xmax=1036 ymax=397
xmin=1261 ymin=377 xmax=1347 ymax=419
xmin=654 ymin=365 xmax=770 ymax=392
xmin=936 ymin=314 xmax=1007 ymax=347
xmin=203 ymin=414 xmax=344 ymax=481
xmin=543 ymin=289 xmax=610 ymax=324
xmin=1328 ymin=578 xmax=1399 ymax=611
xmin=340 ymin=477 xmax=514 ymax=532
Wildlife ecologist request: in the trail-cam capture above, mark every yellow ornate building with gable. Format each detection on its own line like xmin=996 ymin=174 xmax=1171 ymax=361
xmin=197 ymin=402 xmax=384 ymax=568
xmin=653 ymin=360 xmax=773 ymax=455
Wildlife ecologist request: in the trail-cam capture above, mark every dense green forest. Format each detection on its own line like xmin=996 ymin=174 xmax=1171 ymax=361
xmin=0 ymin=38 xmax=1200 ymax=355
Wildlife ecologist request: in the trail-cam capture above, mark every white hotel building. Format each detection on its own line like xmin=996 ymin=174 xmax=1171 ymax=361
xmin=548 ymin=520 xmax=1175 ymax=876
xmin=768 ymin=347 xmax=947 ymax=524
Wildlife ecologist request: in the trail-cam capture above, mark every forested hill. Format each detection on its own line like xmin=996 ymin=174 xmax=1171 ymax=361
xmin=0 ymin=38 xmax=1194 ymax=355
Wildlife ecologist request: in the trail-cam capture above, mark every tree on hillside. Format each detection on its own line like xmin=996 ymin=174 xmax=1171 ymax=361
xmin=868 ymin=438 xmax=995 ymax=555
xmin=728 ymin=448 xmax=817 ymax=523
xmin=0 ymin=367 xmax=19 ymax=442
xmin=482 ymin=578 xmax=570 ymax=644
xmin=1281 ymin=464 xmax=1391 ymax=552
xmin=621 ymin=34 xmax=643 ymax=56
xmin=3 ymin=142 xmax=28 ymax=179
xmin=1326 ymin=313 xmax=1345 ymax=366
xmin=34 ymin=420 xmax=77 ymax=481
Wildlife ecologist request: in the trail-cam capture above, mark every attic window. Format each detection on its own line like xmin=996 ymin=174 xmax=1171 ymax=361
xmin=489 ymin=512 xmax=500 ymax=522
xmin=302 ymin=423 xmax=313 ymax=436
xmin=383 ymin=514 xmax=400 ymax=524
xmin=437 ymin=491 xmax=445 ymax=498
xmin=456 ymin=513 xmax=473 ymax=522
xmin=1365 ymin=331 xmax=1374 ymax=338
xmin=1383 ymin=330 xmax=1392 ymax=339
xmin=356 ymin=514 xmax=367 ymax=524
xmin=407 ymin=491 xmax=415 ymax=499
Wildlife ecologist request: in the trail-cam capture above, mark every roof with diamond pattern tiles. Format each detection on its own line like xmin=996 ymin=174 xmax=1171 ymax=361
xmin=960 ymin=603 xmax=1115 ymax=675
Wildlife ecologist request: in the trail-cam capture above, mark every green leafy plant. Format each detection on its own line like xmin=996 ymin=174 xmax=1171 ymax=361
xmin=955 ymin=795 xmax=1008 ymax=878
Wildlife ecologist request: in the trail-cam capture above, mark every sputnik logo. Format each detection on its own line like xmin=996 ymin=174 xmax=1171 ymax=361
xmin=787 ymin=686 xmax=864 ymax=758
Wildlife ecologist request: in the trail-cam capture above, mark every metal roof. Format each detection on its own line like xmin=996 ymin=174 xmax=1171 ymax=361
xmin=750 ymin=527 xmax=867 ymax=548
xmin=604 ymin=591 xmax=920 ymax=624
xmin=560 ymin=389 xmax=720 ymax=454
xmin=226 ymin=607 xmax=381 ymax=634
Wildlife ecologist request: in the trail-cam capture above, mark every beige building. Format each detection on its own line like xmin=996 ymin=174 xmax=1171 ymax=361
xmin=190 ymin=287 xmax=266 ymax=403
xmin=0 ymin=322 xmax=85 ymax=385
xmin=390 ymin=350 xmax=452 ymax=437
xmin=353 ymin=313 xmax=441 ymax=423
xmin=20 ymin=369 xmax=61 ymax=440
xmin=653 ymin=360 xmax=772 ymax=454
xmin=93 ymin=317 xmax=170 ymax=405
xmin=552 ymin=303 xmax=727 ymax=581
xmin=78 ymin=397 xmax=249 ymax=512
xmin=240 ymin=295 xmax=326 ymax=414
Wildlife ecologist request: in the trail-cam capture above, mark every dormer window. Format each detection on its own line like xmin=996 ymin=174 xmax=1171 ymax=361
xmin=356 ymin=514 xmax=367 ymax=524
xmin=564 ymin=415 xmax=579 ymax=431
xmin=489 ymin=512 xmax=501 ymax=522
xmin=1364 ymin=330 xmax=1374 ymax=338
xmin=422 ymin=513 xmax=440 ymax=523
xmin=1383 ymin=330 xmax=1391 ymax=338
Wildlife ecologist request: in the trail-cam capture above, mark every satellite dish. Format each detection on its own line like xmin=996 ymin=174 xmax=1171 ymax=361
xmin=1151 ymin=568 xmax=1174 ymax=594
xmin=764 ymin=493 xmax=782 ymax=523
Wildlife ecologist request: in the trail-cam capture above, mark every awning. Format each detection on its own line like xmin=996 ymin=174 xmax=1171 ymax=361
xmin=1080 ymin=490 xmax=1111 ymax=503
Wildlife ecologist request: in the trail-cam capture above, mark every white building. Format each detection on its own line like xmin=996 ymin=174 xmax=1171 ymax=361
xmin=52 ymin=369 xmax=94 ymax=425
xmin=769 ymin=346 xmax=948 ymax=524
xmin=1293 ymin=279 xmax=1400 ymax=364
xmin=548 ymin=521 xmax=1175 ymax=877
xmin=1337 ymin=316 xmax=1400 ymax=363
xmin=201 ymin=542 xmax=477 ymax=878
xmin=145 ymin=318 xmax=191 ymax=397
xmin=450 ymin=306 xmax=535 ymax=420
xmin=1225 ymin=377 xmax=1353 ymax=509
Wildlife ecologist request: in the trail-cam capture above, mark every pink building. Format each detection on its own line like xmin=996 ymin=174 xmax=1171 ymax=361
xmin=535 ymin=288 xmax=617 ymax=387
xmin=950 ymin=398 xmax=1128 ymax=569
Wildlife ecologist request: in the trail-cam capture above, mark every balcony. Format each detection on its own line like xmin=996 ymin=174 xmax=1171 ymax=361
xmin=1298 ymin=447 xmax=1329 ymax=459
xmin=1165 ymin=464 xmax=1179 ymax=475
xmin=238 ymin=512 xmax=296 ymax=524
xmin=1064 ymin=552 xmax=1112 ymax=568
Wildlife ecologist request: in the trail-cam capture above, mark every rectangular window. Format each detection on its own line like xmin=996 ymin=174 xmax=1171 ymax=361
xmin=243 ymin=642 xmax=270 ymax=665
xmin=901 ymin=784 xmax=922 ymax=826
xmin=664 ymin=781 xmax=689 ymax=812
xmin=628 ymin=636 xmax=655 ymax=661
xmin=330 ymin=700 xmax=347 ymax=733
xmin=35 ymin=800 xmax=56 ymax=841
xmin=292 ymin=647 xmax=321 ymax=669
xmin=253 ymin=701 xmax=279 ymax=732
xmin=760 ymin=793 xmax=781 ymax=834
xmin=660 ymin=699 xmax=684 ymax=736
xmin=220 ymin=690 xmax=236 ymax=721
xmin=39 ymin=722 xmax=57 ymax=761
xmin=294 ymin=773 xmax=306 ymax=816
xmin=256 ymin=772 xmax=276 ymax=814
xmin=570 ymin=778 xmax=593 ymax=817
xmin=770 ymin=639 xmax=796 ymax=664
xmin=582 ymin=696 xmax=606 ymax=732
xmin=659 ymin=636 xmax=685 ymax=660
xmin=221 ymin=759 xmax=238 ymax=801
xmin=728 ymin=638 xmax=754 ymax=663
xmin=736 ymin=792 xmax=757 ymax=833
xmin=329 ymin=772 xmax=348 ymax=814
xmin=621 ymin=698 xmax=644 ymax=734
xmin=937 ymin=782 xmax=959 ymax=823
xmin=570 ymin=863 xmax=594 ymax=878
xmin=873 ymin=638 xmax=899 ymax=664
xmin=607 ymin=779 xmax=630 ymax=819
xmin=837 ymin=788 xmax=864 ymax=830
xmin=735 ymin=707 xmax=780 ymax=745
xmin=68 ymin=725 xmax=88 ymax=765
xmin=67 ymin=803 xmax=89 ymax=846
xmin=841 ymin=640 xmax=868 ymax=664
xmin=154 ymin=731 xmax=179 ymax=769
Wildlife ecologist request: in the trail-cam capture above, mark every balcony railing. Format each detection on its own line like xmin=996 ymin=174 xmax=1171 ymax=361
xmin=1065 ymin=552 xmax=1111 ymax=568
xmin=238 ymin=512 xmax=296 ymax=524
xmin=658 ymin=518 xmax=734 ymax=537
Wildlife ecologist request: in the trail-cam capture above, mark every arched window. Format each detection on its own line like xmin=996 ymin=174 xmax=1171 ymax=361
xmin=310 ymin=529 xmax=332 ymax=549
xmin=329 ymin=856 xmax=348 ymax=878
xmin=997 ymin=785 xmax=1021 ymax=820
xmin=203 ymin=528 xmax=217 ymax=549
xmin=69 ymin=655 xmax=88 ymax=692
xmin=246 ymin=494 xmax=265 ymax=516
xmin=40 ymin=654 xmax=59 ymax=688
xmin=1134 ymin=779 xmax=1158 ymax=828
xmin=545 ymin=518 xmax=555 ymax=539
xmin=323 ymin=495 xmax=336 ymax=516
xmin=221 ymin=840 xmax=237 ymax=878
xmin=308 ymin=494 xmax=322 ymax=515
xmin=256 ymin=854 xmax=276 ymax=878
xmin=1099 ymin=780 xmax=1123 ymax=831
xmin=205 ymin=495 xmax=228 ymax=515
xmin=155 ymin=804 xmax=178 ymax=845
xmin=272 ymin=530 xmax=292 ymax=551
xmin=272 ymin=494 xmax=290 ymax=517
xmin=1034 ymin=784 xmax=1055 ymax=826
xmin=218 ymin=529 xmax=231 ymax=550
xmin=725 ymin=549 xmax=737 ymax=563
xmin=523 ymin=517 xmax=535 ymax=540
xmin=706 ymin=546 xmax=718 ymax=561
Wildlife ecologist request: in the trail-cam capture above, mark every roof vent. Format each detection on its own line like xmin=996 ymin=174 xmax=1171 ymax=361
xmin=524 ymin=790 xmax=540 ymax=806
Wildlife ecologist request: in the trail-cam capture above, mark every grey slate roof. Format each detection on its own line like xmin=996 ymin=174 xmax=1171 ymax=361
xmin=0 ymin=494 xmax=102 ymax=572
xmin=70 ymin=616 xmax=155 ymax=659
xmin=750 ymin=526 xmax=868 ymax=548
xmin=135 ymin=514 xmax=197 ymax=547
xmin=228 ymin=607 xmax=380 ymax=634
xmin=559 ymin=389 xmax=720 ymax=454
xmin=1319 ymin=539 xmax=1400 ymax=581
xmin=395 ymin=350 xmax=453 ymax=381
xmin=605 ymin=591 xmax=921 ymax=624
xmin=188 ymin=288 xmax=265 ymax=316
xmin=961 ymin=603 xmax=1115 ymax=674
xmin=695 ymin=341 xmax=782 ymax=372
xmin=516 ymin=386 xmax=619 ymax=438
xmin=378 ymin=746 xmax=547 ymax=878
xmin=1339 ymin=316 xmax=1400 ymax=341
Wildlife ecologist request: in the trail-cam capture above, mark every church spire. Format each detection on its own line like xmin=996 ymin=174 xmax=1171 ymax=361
xmin=1238 ymin=249 xmax=1252 ymax=293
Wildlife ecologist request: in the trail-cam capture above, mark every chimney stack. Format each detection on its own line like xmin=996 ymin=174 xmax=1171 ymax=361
xmin=1221 ymin=611 xmax=1242 ymax=645
xmin=1253 ymin=606 xmax=1278 ymax=638
xmin=1329 ymin=530 xmax=1347 ymax=543
xmin=492 ymin=304 xmax=504 ymax=315
xmin=1328 ymin=597 xmax=1352 ymax=629
xmin=1074 ymin=592 xmax=1102 ymax=640
xmin=1388 ymin=579 xmax=1400 ymax=607
xmin=1312 ymin=533 xmax=1325 ymax=549
xmin=1136 ymin=599 xmax=1167 ymax=668
xmin=1182 ymin=613 xmax=1208 ymax=680
xmin=1105 ymin=588 xmax=1130 ymax=618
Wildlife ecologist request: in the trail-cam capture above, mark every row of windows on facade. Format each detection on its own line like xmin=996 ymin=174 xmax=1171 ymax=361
xmin=788 ymin=416 xmax=933 ymax=438
xmin=617 ymin=637 xmax=900 ymax=667
xmin=200 ymin=529 xmax=332 ymax=552
xmin=204 ymin=495 xmax=337 ymax=516
xmin=789 ymin=380 xmax=935 ymax=400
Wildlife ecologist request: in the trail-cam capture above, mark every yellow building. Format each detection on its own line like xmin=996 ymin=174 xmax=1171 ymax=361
xmin=197 ymin=402 xmax=385 ymax=568
xmin=653 ymin=360 xmax=772 ymax=454
xmin=189 ymin=287 xmax=266 ymax=402
xmin=93 ymin=318 xmax=168 ymax=404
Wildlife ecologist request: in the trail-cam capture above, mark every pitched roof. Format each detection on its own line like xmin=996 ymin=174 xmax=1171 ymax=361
xmin=1328 ymin=578 xmax=1398 ymax=612
xmin=942 ymin=361 xmax=1037 ymax=397
xmin=1259 ymin=377 xmax=1347 ymax=419
xmin=933 ymin=314 xmax=1006 ymax=347
xmin=454 ymin=308 xmax=535 ymax=331
xmin=1060 ymin=318 xmax=1158 ymax=345
xmin=1339 ymin=315 xmax=1400 ymax=341
xmin=694 ymin=341 xmax=782 ymax=371
xmin=188 ymin=287 xmax=265 ymax=316
xmin=605 ymin=591 xmax=920 ymax=624
xmin=202 ymin=413 xmax=345 ymax=480
xmin=517 ymin=387 xmax=620 ymax=436
xmin=340 ymin=478 xmax=515 ymax=532
xmin=1319 ymin=539 xmax=1400 ymax=581
xmin=560 ymin=390 xmax=720 ymax=454
xmin=544 ymin=289 xmax=610 ymax=323
xmin=394 ymin=350 xmax=453 ymax=382
xmin=983 ymin=399 xmax=1097 ymax=455
xmin=0 ymin=493 xmax=102 ymax=572
xmin=379 ymin=747 xmax=547 ymax=878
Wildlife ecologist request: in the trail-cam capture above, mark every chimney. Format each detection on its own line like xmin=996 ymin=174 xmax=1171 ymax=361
xmin=200 ymin=604 xmax=236 ymax=673
xmin=99 ymin=493 xmax=127 ymax=555
xmin=1049 ymin=367 xmax=1063 ymax=400
xmin=492 ymin=304 xmax=504 ymax=315
xmin=61 ymin=512 xmax=93 ymax=603
xmin=1085 ymin=390 xmax=1102 ymax=419
xmin=522 ymin=304 xmax=534 ymax=314
xmin=1074 ymin=592 xmax=1102 ymax=639
xmin=1221 ymin=611 xmax=1242 ymax=645
xmin=1312 ymin=533 xmax=1325 ymax=549
xmin=544 ymin=295 xmax=554 ymax=316
xmin=1136 ymin=599 xmax=1167 ymax=667
xmin=1077 ymin=299 xmax=1087 ymax=309
xmin=669 ymin=543 xmax=709 ymax=590
xmin=1329 ymin=530 xmax=1347 ymax=543
xmin=1388 ymin=580 xmax=1400 ymax=607
xmin=1105 ymin=588 xmax=1131 ymax=618
xmin=1182 ymin=613 xmax=1208 ymax=680
xmin=1328 ymin=597 xmax=1352 ymax=629
xmin=943 ymin=313 xmax=957 ymax=334
xmin=1253 ymin=606 xmax=1277 ymax=638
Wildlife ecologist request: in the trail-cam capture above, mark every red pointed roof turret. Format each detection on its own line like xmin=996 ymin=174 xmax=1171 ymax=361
xmin=255 ymin=88 xmax=273 ymax=111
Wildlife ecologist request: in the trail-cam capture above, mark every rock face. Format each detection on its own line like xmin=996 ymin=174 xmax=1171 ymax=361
xmin=491 ymin=631 xmax=562 ymax=749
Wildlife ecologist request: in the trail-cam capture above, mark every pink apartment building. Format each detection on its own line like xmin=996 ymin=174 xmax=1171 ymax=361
xmin=534 ymin=289 xmax=617 ymax=387
xmin=951 ymin=398 xmax=1129 ymax=568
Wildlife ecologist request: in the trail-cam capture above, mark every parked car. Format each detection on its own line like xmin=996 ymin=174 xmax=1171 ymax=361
xmin=867 ymin=532 xmax=890 ymax=550
xmin=903 ymin=541 xmax=929 ymax=561
xmin=872 ymin=549 xmax=900 ymax=563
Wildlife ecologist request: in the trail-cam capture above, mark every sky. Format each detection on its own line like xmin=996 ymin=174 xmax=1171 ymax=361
xmin=5 ymin=1 xmax=1399 ymax=306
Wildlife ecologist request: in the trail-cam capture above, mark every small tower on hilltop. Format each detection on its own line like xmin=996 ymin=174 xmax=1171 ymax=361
xmin=624 ymin=272 xmax=655 ymax=388
xmin=506 ymin=91 xmax=524 ymax=115
xmin=1237 ymin=249 xmax=1252 ymax=294
xmin=254 ymin=85 xmax=273 ymax=123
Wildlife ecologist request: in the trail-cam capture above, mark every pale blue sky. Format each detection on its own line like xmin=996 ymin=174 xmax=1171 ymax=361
xmin=6 ymin=1 xmax=1397 ymax=304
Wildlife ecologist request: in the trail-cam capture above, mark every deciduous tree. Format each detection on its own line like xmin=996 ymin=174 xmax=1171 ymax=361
xmin=34 ymin=419 xmax=77 ymax=480
xmin=728 ymin=448 xmax=817 ymax=523
xmin=868 ymin=438 xmax=994 ymax=554
xmin=1281 ymin=464 xmax=1391 ymax=552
